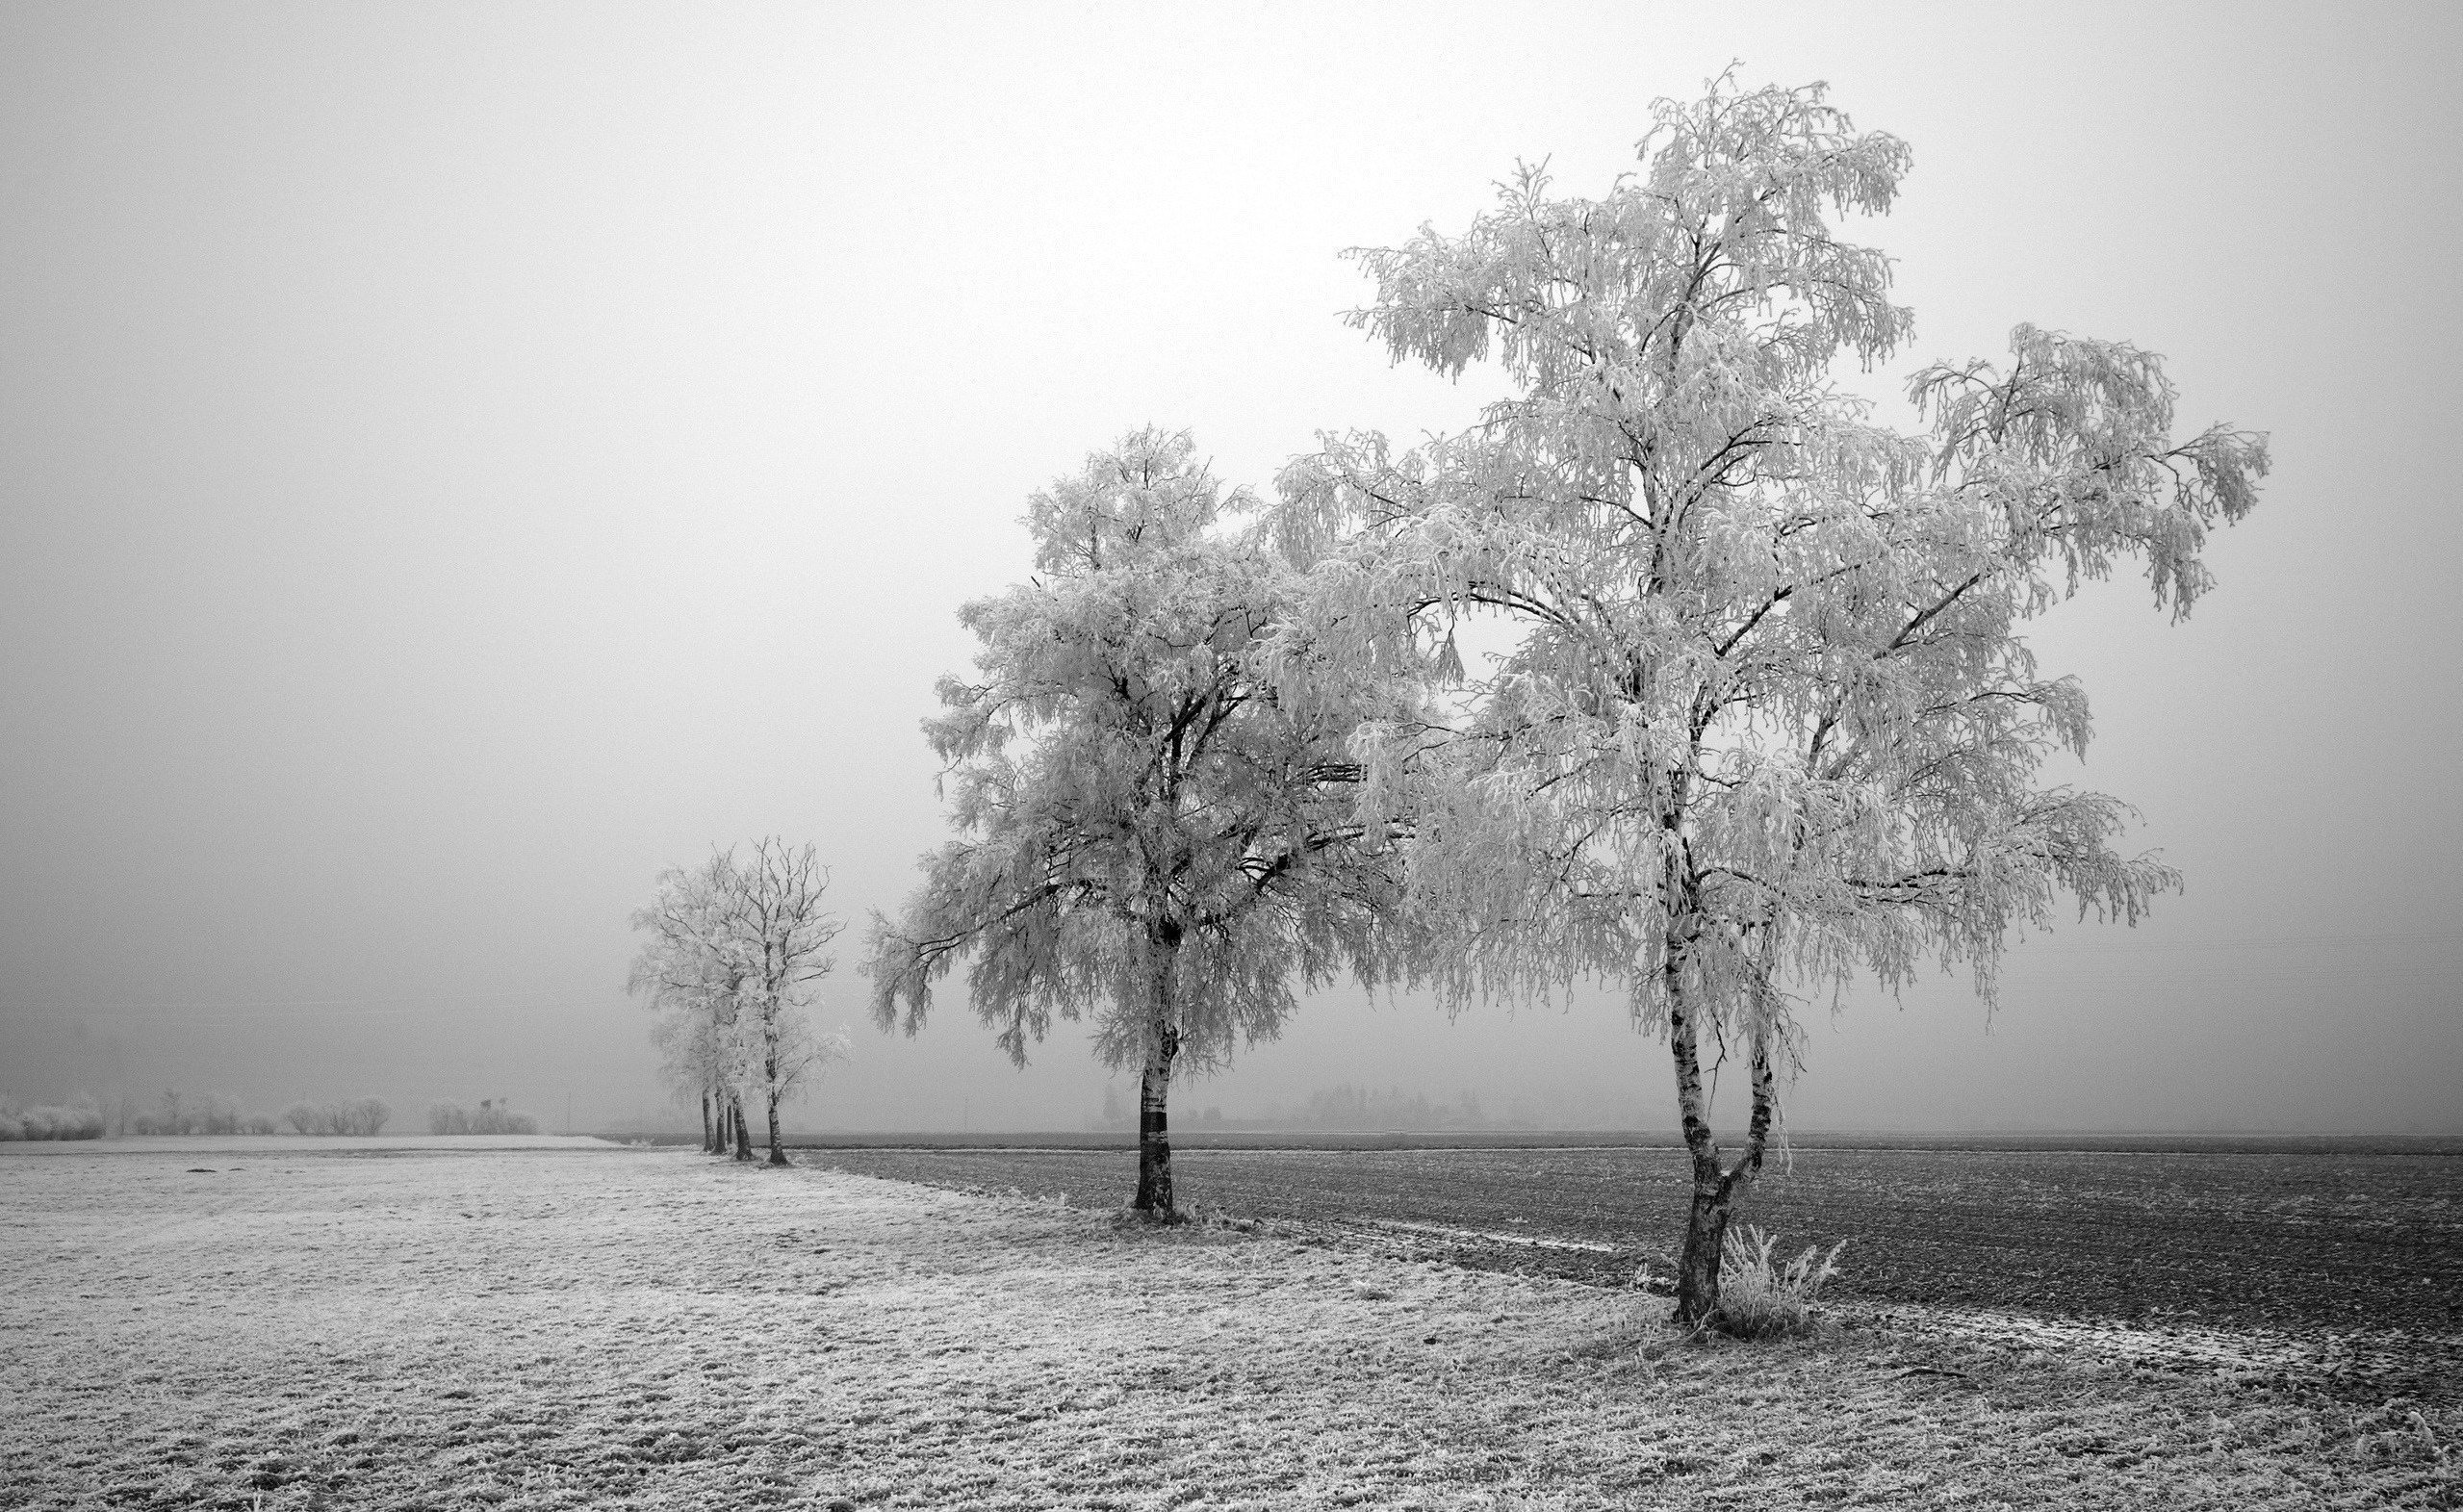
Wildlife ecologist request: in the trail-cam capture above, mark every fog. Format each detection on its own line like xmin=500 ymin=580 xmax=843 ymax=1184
xmin=5 ymin=3 xmax=2456 ymax=1136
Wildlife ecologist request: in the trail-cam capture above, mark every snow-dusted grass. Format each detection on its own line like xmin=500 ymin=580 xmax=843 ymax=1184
xmin=1712 ymin=1225 xmax=1847 ymax=1341
xmin=0 ymin=1147 xmax=2449 ymax=1509
xmin=0 ymin=1133 xmax=616 ymax=1157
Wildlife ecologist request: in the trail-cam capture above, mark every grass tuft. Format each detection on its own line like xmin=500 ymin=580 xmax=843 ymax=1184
xmin=1716 ymin=1224 xmax=1846 ymax=1341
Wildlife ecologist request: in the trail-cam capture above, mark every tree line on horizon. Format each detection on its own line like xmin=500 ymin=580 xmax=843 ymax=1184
xmin=656 ymin=75 xmax=2267 ymax=1329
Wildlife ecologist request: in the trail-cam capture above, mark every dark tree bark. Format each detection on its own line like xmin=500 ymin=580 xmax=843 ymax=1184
xmin=730 ymin=1089 xmax=753 ymax=1162
xmin=1668 ymin=978 xmax=1778 ymax=1325
xmin=1129 ymin=923 xmax=1189 ymax=1218
xmin=1133 ymin=1028 xmax=1179 ymax=1216
xmin=1133 ymin=1025 xmax=1181 ymax=1217
xmin=765 ymin=1085 xmax=788 ymax=1166
xmin=701 ymin=1089 xmax=715 ymax=1154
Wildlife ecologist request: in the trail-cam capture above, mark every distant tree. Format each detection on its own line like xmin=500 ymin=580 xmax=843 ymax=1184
xmin=721 ymin=839 xmax=849 ymax=1166
xmin=630 ymin=851 xmax=757 ymax=1160
xmin=427 ymin=1099 xmax=541 ymax=1136
xmin=866 ymin=429 xmax=1416 ymax=1217
xmin=1271 ymin=76 xmax=2266 ymax=1322
xmin=0 ymin=1096 xmax=106 ymax=1140
xmin=650 ymin=1002 xmax=731 ymax=1153
xmin=629 ymin=839 xmax=846 ymax=1166
xmin=280 ymin=1097 xmax=390 ymax=1136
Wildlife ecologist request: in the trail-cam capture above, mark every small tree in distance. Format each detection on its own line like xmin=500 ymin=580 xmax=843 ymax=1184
xmin=1270 ymin=75 xmax=2266 ymax=1323
xmin=282 ymin=1097 xmax=391 ymax=1137
xmin=630 ymin=853 xmax=753 ymax=1157
xmin=629 ymin=839 xmax=846 ymax=1166
xmin=727 ymin=839 xmax=850 ymax=1165
xmin=866 ymin=429 xmax=1417 ymax=1217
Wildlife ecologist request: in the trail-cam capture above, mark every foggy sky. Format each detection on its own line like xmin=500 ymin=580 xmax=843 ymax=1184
xmin=5 ymin=3 xmax=2457 ymax=1135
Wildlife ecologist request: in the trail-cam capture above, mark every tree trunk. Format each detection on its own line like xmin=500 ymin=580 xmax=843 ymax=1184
xmin=1133 ymin=1025 xmax=1180 ymax=1217
xmin=1129 ymin=926 xmax=1185 ymax=1218
xmin=765 ymin=1086 xmax=787 ymax=1166
xmin=1668 ymin=984 xmax=1778 ymax=1326
xmin=700 ymin=1089 xmax=715 ymax=1154
xmin=730 ymin=1089 xmax=753 ymax=1162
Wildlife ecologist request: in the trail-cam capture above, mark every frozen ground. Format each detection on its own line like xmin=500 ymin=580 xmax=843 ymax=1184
xmin=1 ymin=1146 xmax=2452 ymax=1509
xmin=0 ymin=1134 xmax=624 ymax=1157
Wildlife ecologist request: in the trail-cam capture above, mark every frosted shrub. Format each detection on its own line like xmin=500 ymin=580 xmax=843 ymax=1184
xmin=129 ymin=1091 xmax=270 ymax=1136
xmin=283 ymin=1097 xmax=393 ymax=1136
xmin=0 ymin=1097 xmax=105 ymax=1140
xmin=1715 ymin=1225 xmax=1846 ymax=1340
xmin=427 ymin=1099 xmax=539 ymax=1136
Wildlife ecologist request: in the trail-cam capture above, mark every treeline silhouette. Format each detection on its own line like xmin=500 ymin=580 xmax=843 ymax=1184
xmin=427 ymin=1098 xmax=540 ymax=1135
xmin=0 ymin=1096 xmax=105 ymax=1140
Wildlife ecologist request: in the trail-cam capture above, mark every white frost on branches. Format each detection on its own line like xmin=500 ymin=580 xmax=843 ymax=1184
xmin=1271 ymin=75 xmax=2268 ymax=1042
xmin=1263 ymin=73 xmax=2267 ymax=1318
xmin=864 ymin=429 xmax=1425 ymax=1211
xmin=629 ymin=839 xmax=849 ymax=1160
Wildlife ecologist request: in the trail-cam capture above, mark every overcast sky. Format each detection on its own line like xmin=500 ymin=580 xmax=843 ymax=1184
xmin=4 ymin=2 xmax=2456 ymax=1135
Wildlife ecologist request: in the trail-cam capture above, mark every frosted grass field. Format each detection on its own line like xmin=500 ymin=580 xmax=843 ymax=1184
xmin=2 ymin=1143 xmax=2452 ymax=1509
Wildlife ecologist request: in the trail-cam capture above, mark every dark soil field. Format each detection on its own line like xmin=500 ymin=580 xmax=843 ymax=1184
xmin=800 ymin=1141 xmax=2463 ymax=1340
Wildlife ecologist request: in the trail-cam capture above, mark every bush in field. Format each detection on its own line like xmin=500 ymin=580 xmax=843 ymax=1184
xmin=93 ymin=1090 xmax=274 ymax=1136
xmin=0 ymin=1096 xmax=106 ymax=1140
xmin=1713 ymin=1226 xmax=1846 ymax=1341
xmin=133 ymin=1090 xmax=266 ymax=1136
xmin=283 ymin=1097 xmax=392 ymax=1136
xmin=426 ymin=1098 xmax=540 ymax=1136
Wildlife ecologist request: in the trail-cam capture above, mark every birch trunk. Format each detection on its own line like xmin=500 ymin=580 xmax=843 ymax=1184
xmin=1131 ymin=925 xmax=1185 ymax=1217
xmin=765 ymin=1084 xmax=787 ymax=1166
xmin=1134 ymin=1026 xmax=1181 ymax=1217
xmin=730 ymin=1089 xmax=753 ymax=1162
xmin=1668 ymin=987 xmax=1779 ymax=1325
xmin=700 ymin=1089 xmax=715 ymax=1154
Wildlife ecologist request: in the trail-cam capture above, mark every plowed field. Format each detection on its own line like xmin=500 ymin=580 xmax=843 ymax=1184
xmin=802 ymin=1143 xmax=2463 ymax=1337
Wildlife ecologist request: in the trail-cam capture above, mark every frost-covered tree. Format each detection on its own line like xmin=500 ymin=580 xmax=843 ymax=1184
xmin=649 ymin=993 xmax=733 ymax=1153
xmin=1271 ymin=76 xmax=2267 ymax=1322
xmin=724 ymin=839 xmax=850 ymax=1166
xmin=866 ymin=429 xmax=1414 ymax=1217
xmin=629 ymin=840 xmax=845 ymax=1166
xmin=630 ymin=852 xmax=750 ymax=1156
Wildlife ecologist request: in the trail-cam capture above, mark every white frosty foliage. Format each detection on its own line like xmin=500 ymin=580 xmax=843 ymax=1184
xmin=629 ymin=839 xmax=850 ymax=1147
xmin=1269 ymin=75 xmax=2269 ymax=1042
xmin=865 ymin=428 xmax=1420 ymax=1075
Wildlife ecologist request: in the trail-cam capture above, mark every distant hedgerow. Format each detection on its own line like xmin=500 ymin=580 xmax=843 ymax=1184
xmin=131 ymin=1090 xmax=272 ymax=1136
xmin=426 ymin=1098 xmax=540 ymax=1136
xmin=282 ymin=1097 xmax=392 ymax=1136
xmin=0 ymin=1097 xmax=106 ymax=1140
